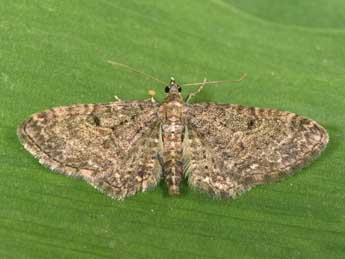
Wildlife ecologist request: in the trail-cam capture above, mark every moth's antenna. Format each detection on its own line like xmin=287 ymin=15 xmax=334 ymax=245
xmin=107 ymin=60 xmax=165 ymax=85
xmin=182 ymin=73 xmax=247 ymax=87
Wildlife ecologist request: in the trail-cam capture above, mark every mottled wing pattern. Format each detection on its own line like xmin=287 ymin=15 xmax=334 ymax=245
xmin=186 ymin=103 xmax=329 ymax=198
xmin=18 ymin=101 xmax=162 ymax=199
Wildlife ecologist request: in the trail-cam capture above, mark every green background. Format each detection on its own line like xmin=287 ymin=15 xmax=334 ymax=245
xmin=1 ymin=0 xmax=344 ymax=258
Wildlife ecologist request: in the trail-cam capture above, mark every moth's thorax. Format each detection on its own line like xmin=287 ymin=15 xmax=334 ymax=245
xmin=159 ymin=92 xmax=186 ymax=121
xmin=159 ymin=91 xmax=187 ymax=195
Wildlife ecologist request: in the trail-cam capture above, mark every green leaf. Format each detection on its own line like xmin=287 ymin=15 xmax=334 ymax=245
xmin=1 ymin=0 xmax=344 ymax=258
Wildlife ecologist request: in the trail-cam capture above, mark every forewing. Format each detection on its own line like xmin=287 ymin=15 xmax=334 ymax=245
xmin=186 ymin=103 xmax=329 ymax=198
xmin=18 ymin=101 xmax=162 ymax=199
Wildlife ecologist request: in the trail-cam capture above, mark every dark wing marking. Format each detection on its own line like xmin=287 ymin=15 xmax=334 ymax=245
xmin=18 ymin=101 xmax=162 ymax=199
xmin=186 ymin=103 xmax=329 ymax=198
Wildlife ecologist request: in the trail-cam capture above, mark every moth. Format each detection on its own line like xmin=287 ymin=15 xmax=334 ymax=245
xmin=18 ymin=61 xmax=329 ymax=200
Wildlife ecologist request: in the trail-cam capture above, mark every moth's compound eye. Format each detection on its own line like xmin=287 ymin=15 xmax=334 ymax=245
xmin=178 ymin=86 xmax=182 ymax=92
xmin=165 ymin=86 xmax=170 ymax=93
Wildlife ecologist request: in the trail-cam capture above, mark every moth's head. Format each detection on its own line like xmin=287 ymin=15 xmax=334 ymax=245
xmin=165 ymin=77 xmax=182 ymax=94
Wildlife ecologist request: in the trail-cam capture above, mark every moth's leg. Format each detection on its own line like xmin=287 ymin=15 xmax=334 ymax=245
xmin=157 ymin=153 xmax=164 ymax=168
xmin=182 ymin=126 xmax=191 ymax=178
xmin=157 ymin=123 xmax=165 ymax=168
xmin=114 ymin=95 xmax=122 ymax=102
xmin=115 ymin=90 xmax=156 ymax=103
xmin=144 ymin=89 xmax=157 ymax=103
xmin=185 ymin=78 xmax=207 ymax=104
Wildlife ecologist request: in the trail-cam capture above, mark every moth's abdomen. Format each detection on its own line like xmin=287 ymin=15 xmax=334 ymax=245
xmin=159 ymin=95 xmax=186 ymax=195
xmin=161 ymin=123 xmax=184 ymax=195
